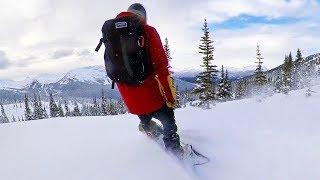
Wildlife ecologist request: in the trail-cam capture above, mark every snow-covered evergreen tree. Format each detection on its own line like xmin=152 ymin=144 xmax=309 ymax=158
xmin=235 ymin=80 xmax=248 ymax=99
xmin=193 ymin=19 xmax=218 ymax=105
xmin=91 ymin=98 xmax=100 ymax=116
xmin=81 ymin=104 xmax=91 ymax=116
xmin=37 ymin=95 xmax=47 ymax=119
xmin=58 ymin=103 xmax=64 ymax=117
xmin=282 ymin=53 xmax=293 ymax=94
xmin=108 ymin=102 xmax=118 ymax=115
xmin=24 ymin=94 xmax=33 ymax=121
xmin=254 ymin=44 xmax=267 ymax=88
xmin=217 ymin=65 xmax=225 ymax=100
xmin=0 ymin=103 xmax=9 ymax=123
xmin=72 ymin=102 xmax=81 ymax=116
xmin=293 ymin=48 xmax=304 ymax=89
xmin=101 ymin=89 xmax=108 ymax=115
xmin=49 ymin=93 xmax=59 ymax=118
xmin=116 ymin=99 xmax=127 ymax=114
xmin=217 ymin=66 xmax=232 ymax=101
xmin=175 ymin=85 xmax=181 ymax=108
xmin=64 ymin=100 xmax=70 ymax=117
xmin=164 ymin=37 xmax=173 ymax=74
xmin=225 ymin=70 xmax=232 ymax=99
xmin=12 ymin=116 xmax=16 ymax=123
xmin=43 ymin=106 xmax=49 ymax=119
xmin=32 ymin=93 xmax=45 ymax=120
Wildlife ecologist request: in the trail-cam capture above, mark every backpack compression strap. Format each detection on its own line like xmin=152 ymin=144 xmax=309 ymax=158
xmin=95 ymin=38 xmax=105 ymax=52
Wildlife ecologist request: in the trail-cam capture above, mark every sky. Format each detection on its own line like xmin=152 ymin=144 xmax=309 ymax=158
xmin=0 ymin=0 xmax=320 ymax=80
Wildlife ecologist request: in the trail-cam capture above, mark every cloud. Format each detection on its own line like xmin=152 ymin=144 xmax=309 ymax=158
xmin=214 ymin=21 xmax=320 ymax=68
xmin=0 ymin=0 xmax=320 ymax=80
xmin=0 ymin=51 xmax=11 ymax=69
xmin=51 ymin=49 xmax=74 ymax=59
xmin=14 ymin=56 xmax=37 ymax=67
xmin=76 ymin=49 xmax=93 ymax=57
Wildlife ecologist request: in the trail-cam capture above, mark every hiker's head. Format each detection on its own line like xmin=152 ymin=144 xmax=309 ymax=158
xmin=128 ymin=3 xmax=147 ymax=22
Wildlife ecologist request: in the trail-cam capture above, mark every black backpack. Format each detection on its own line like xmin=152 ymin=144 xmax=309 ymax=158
xmin=95 ymin=15 xmax=152 ymax=88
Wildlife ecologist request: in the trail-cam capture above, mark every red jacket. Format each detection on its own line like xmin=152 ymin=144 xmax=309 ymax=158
xmin=115 ymin=12 xmax=176 ymax=115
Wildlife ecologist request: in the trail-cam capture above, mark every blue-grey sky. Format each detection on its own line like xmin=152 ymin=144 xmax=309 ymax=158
xmin=0 ymin=0 xmax=320 ymax=80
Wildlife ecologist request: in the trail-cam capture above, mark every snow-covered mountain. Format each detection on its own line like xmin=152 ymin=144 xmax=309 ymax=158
xmin=58 ymin=66 xmax=112 ymax=85
xmin=175 ymin=65 xmax=268 ymax=83
xmin=1 ymin=84 xmax=319 ymax=180
xmin=0 ymin=66 xmax=195 ymax=102
xmin=1 ymin=52 xmax=319 ymax=102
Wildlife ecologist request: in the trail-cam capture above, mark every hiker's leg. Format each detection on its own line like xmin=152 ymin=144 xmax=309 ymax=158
xmin=152 ymin=105 xmax=181 ymax=153
xmin=138 ymin=114 xmax=152 ymax=132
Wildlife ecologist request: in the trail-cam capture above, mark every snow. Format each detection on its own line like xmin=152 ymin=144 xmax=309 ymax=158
xmin=0 ymin=78 xmax=33 ymax=89
xmin=35 ymin=73 xmax=65 ymax=84
xmin=58 ymin=66 xmax=111 ymax=85
xmin=1 ymin=85 xmax=320 ymax=180
xmin=0 ymin=66 xmax=111 ymax=89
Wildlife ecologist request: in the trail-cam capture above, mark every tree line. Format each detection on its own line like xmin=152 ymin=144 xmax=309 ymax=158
xmin=0 ymin=89 xmax=127 ymax=124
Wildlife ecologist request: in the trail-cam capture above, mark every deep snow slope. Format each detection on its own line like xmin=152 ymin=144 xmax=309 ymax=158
xmin=1 ymin=86 xmax=320 ymax=180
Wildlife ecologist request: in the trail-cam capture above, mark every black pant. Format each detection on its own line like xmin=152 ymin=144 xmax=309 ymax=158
xmin=138 ymin=105 xmax=181 ymax=151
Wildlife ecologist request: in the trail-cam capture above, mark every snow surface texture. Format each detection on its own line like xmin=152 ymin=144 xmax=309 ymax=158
xmin=1 ymin=85 xmax=320 ymax=180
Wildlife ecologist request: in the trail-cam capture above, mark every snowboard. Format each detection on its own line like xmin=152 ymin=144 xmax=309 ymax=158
xmin=138 ymin=120 xmax=210 ymax=169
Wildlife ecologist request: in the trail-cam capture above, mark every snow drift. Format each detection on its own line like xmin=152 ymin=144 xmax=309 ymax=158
xmin=1 ymin=85 xmax=320 ymax=180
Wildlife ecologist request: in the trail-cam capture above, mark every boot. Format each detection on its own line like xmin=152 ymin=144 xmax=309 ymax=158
xmin=139 ymin=121 xmax=162 ymax=138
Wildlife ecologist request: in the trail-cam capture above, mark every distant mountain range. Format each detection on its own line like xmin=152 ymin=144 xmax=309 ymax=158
xmin=175 ymin=65 xmax=268 ymax=82
xmin=0 ymin=66 xmax=196 ymax=102
xmin=2 ymin=52 xmax=319 ymax=103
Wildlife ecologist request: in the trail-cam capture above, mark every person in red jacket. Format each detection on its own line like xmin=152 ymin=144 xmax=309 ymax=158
xmin=116 ymin=3 xmax=182 ymax=154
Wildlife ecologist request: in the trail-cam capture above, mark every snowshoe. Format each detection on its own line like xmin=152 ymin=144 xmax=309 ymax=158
xmin=179 ymin=144 xmax=210 ymax=167
xmin=138 ymin=120 xmax=210 ymax=167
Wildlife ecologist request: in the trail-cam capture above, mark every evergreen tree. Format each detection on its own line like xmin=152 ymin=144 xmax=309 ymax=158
xmin=164 ymin=37 xmax=173 ymax=74
xmin=43 ymin=106 xmax=49 ymax=119
xmin=37 ymin=95 xmax=47 ymax=119
xmin=193 ymin=19 xmax=218 ymax=104
xmin=254 ymin=44 xmax=267 ymax=88
xmin=64 ymin=100 xmax=71 ymax=117
xmin=282 ymin=53 xmax=293 ymax=94
xmin=12 ymin=116 xmax=16 ymax=123
xmin=81 ymin=104 xmax=91 ymax=116
xmin=58 ymin=103 xmax=64 ymax=117
xmin=49 ymin=93 xmax=59 ymax=118
xmin=217 ymin=65 xmax=226 ymax=101
xmin=0 ymin=103 xmax=9 ymax=123
xmin=32 ymin=93 xmax=43 ymax=120
xmin=91 ymin=98 xmax=100 ymax=116
xmin=175 ymin=85 xmax=181 ymax=108
xmin=235 ymin=80 xmax=244 ymax=99
xmin=72 ymin=102 xmax=81 ymax=116
xmin=24 ymin=94 xmax=33 ymax=121
xmin=305 ymin=61 xmax=316 ymax=88
xmin=293 ymin=48 xmax=304 ymax=88
xmin=217 ymin=66 xmax=232 ymax=101
xmin=108 ymin=101 xmax=118 ymax=115
xmin=225 ymin=70 xmax=232 ymax=99
xmin=274 ymin=76 xmax=282 ymax=93
xmin=116 ymin=99 xmax=127 ymax=114
xmin=101 ymin=89 xmax=108 ymax=115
